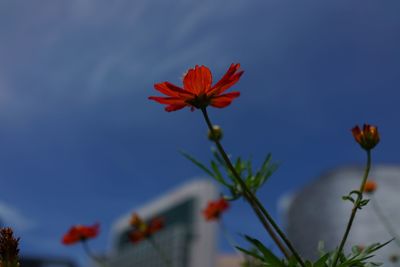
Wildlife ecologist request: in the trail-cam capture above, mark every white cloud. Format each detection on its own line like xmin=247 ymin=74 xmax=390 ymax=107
xmin=0 ymin=202 xmax=36 ymax=231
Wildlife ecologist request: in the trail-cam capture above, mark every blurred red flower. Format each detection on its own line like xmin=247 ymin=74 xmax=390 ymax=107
xmin=149 ymin=63 xmax=243 ymax=112
xmin=203 ymin=198 xmax=229 ymax=221
xmin=363 ymin=180 xmax=377 ymax=194
xmin=352 ymin=124 xmax=380 ymax=151
xmin=129 ymin=214 xmax=165 ymax=244
xmin=62 ymin=223 xmax=99 ymax=245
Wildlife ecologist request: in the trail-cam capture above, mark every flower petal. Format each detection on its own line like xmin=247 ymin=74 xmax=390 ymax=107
xmin=207 ymin=63 xmax=243 ymax=95
xmin=210 ymin=91 xmax=240 ymax=108
xmin=129 ymin=231 xmax=145 ymax=243
xmin=148 ymin=96 xmax=185 ymax=105
xmin=61 ymin=223 xmax=99 ymax=245
xmin=149 ymin=96 xmax=189 ymax=112
xmin=165 ymin=104 xmax=187 ymax=112
xmin=183 ymin=65 xmax=212 ymax=95
xmin=154 ymin=82 xmax=193 ymax=97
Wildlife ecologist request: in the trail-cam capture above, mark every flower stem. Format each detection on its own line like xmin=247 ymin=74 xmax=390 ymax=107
xmin=332 ymin=150 xmax=372 ymax=267
xmin=201 ymin=108 xmax=304 ymax=266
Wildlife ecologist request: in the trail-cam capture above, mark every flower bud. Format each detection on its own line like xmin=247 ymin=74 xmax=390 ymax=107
xmin=363 ymin=180 xmax=377 ymax=194
xmin=208 ymin=125 xmax=223 ymax=141
xmin=351 ymin=124 xmax=380 ymax=151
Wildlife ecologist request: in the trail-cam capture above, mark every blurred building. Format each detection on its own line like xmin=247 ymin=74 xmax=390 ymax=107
xmin=106 ymin=179 xmax=218 ymax=267
xmin=283 ymin=165 xmax=400 ymax=264
xmin=20 ymin=256 xmax=77 ymax=267
xmin=216 ymin=254 xmax=242 ymax=267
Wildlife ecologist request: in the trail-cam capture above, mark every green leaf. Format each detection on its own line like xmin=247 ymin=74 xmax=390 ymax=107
xmin=368 ymin=239 xmax=393 ymax=252
xmin=342 ymin=195 xmax=355 ymax=203
xmin=252 ymin=154 xmax=278 ymax=190
xmin=286 ymin=255 xmax=299 ymax=267
xmin=358 ymin=199 xmax=370 ymax=209
xmin=211 ymin=160 xmax=229 ymax=186
xmin=211 ymin=147 xmax=225 ymax=166
xmin=335 ymin=240 xmax=392 ymax=267
xmin=235 ymin=157 xmax=243 ymax=174
xmin=246 ymin=159 xmax=253 ymax=178
xmin=180 ymin=151 xmax=214 ymax=178
xmin=313 ymin=253 xmax=329 ymax=267
xmin=351 ymin=245 xmax=361 ymax=254
xmin=244 ymin=235 xmax=286 ymax=267
xmin=236 ymin=246 xmax=264 ymax=261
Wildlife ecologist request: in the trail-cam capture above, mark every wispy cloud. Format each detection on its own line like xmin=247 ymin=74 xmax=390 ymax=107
xmin=0 ymin=202 xmax=36 ymax=231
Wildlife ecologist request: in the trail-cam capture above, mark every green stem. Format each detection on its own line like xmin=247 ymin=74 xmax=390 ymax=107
xmin=247 ymin=193 xmax=292 ymax=259
xmin=148 ymin=237 xmax=172 ymax=267
xmin=332 ymin=150 xmax=371 ymax=267
xmin=201 ymin=108 xmax=304 ymax=266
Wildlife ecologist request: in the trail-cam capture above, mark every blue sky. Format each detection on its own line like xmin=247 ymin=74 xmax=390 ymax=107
xmin=0 ymin=0 xmax=399 ymax=265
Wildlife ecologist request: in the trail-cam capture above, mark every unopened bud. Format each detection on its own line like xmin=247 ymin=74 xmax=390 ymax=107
xmin=351 ymin=124 xmax=380 ymax=151
xmin=208 ymin=125 xmax=223 ymax=141
xmin=363 ymin=180 xmax=377 ymax=194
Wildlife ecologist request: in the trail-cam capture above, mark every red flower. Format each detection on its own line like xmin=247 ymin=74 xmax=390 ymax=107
xmin=148 ymin=217 xmax=165 ymax=235
xmin=202 ymin=198 xmax=229 ymax=221
xmin=62 ymin=223 xmax=99 ymax=245
xmin=149 ymin=63 xmax=243 ymax=112
xmin=352 ymin=124 xmax=380 ymax=151
xmin=363 ymin=180 xmax=377 ymax=194
xmin=129 ymin=230 xmax=146 ymax=243
xmin=128 ymin=213 xmax=165 ymax=244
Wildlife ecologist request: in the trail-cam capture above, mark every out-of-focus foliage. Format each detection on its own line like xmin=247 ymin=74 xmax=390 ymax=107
xmin=236 ymin=236 xmax=391 ymax=267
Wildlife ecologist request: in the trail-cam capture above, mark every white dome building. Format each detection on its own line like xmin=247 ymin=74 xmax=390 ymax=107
xmin=283 ymin=165 xmax=400 ymax=264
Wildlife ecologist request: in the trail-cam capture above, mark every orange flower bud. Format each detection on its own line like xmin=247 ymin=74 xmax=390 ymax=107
xmin=352 ymin=124 xmax=380 ymax=151
xmin=363 ymin=180 xmax=377 ymax=194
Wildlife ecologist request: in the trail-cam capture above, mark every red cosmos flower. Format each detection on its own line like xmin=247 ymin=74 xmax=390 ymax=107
xmin=351 ymin=124 xmax=380 ymax=151
xmin=149 ymin=63 xmax=243 ymax=112
xmin=62 ymin=223 xmax=99 ymax=245
xmin=363 ymin=180 xmax=378 ymax=194
xmin=202 ymin=198 xmax=229 ymax=221
xmin=147 ymin=217 xmax=164 ymax=235
xmin=129 ymin=213 xmax=165 ymax=244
